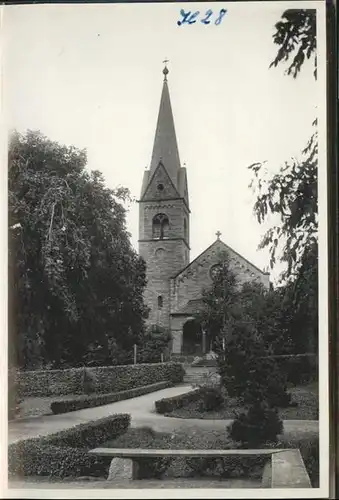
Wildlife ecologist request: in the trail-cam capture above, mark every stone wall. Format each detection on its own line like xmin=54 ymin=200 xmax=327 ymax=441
xmin=139 ymin=195 xmax=190 ymax=328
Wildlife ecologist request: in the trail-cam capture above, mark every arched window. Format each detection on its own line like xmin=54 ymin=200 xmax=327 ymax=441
xmin=158 ymin=295 xmax=163 ymax=309
xmin=152 ymin=213 xmax=169 ymax=239
xmin=184 ymin=218 xmax=187 ymax=239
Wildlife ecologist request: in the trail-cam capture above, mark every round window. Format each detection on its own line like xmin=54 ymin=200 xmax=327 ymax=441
xmin=157 ymin=183 xmax=164 ymax=191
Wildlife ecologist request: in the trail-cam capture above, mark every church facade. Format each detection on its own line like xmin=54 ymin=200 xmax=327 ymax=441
xmin=138 ymin=65 xmax=269 ymax=355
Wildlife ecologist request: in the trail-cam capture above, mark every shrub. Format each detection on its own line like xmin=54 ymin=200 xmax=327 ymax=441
xmin=186 ymin=455 xmax=269 ymax=479
xmin=242 ymin=358 xmax=291 ymax=408
xmin=155 ymin=389 xmax=201 ymax=414
xmin=51 ymin=381 xmax=171 ymax=414
xmin=16 ymin=362 xmax=184 ymax=397
xmin=198 ymin=387 xmax=223 ymax=412
xmin=8 ymin=413 xmax=131 ymax=478
xmin=272 ymin=354 xmax=318 ymax=385
xmin=137 ymin=325 xmax=172 ymax=364
xmin=228 ymin=401 xmax=283 ymax=446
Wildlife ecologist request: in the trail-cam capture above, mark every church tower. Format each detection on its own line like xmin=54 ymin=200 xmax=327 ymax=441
xmin=138 ymin=64 xmax=190 ymax=329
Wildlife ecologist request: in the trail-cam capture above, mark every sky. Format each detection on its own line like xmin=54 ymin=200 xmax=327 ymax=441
xmin=3 ymin=1 xmax=318 ymax=282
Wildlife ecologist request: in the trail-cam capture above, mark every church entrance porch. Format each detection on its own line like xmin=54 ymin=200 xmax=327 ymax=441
xmin=170 ymin=315 xmax=207 ymax=356
xmin=182 ymin=319 xmax=203 ymax=356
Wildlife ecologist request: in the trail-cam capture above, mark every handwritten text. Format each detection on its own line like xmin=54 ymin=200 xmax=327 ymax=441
xmin=177 ymin=9 xmax=227 ymax=26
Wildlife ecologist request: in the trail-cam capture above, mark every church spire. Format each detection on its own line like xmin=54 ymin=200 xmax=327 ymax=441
xmin=149 ymin=62 xmax=181 ymax=188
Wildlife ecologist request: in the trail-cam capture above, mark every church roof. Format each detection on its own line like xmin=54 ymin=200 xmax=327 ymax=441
xmin=172 ymin=237 xmax=270 ymax=280
xmin=145 ymin=65 xmax=181 ymax=192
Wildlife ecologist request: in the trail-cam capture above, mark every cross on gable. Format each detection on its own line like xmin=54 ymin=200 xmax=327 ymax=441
xmin=216 ymin=231 xmax=222 ymax=240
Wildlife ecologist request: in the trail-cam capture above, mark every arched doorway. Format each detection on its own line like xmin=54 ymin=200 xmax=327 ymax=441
xmin=182 ymin=319 xmax=202 ymax=356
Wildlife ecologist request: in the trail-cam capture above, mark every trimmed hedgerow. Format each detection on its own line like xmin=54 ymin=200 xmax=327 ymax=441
xmin=89 ymin=362 xmax=184 ymax=394
xmin=51 ymin=381 xmax=172 ymax=414
xmin=16 ymin=367 xmax=85 ymax=397
xmin=8 ymin=442 xmax=110 ymax=478
xmin=155 ymin=386 xmax=223 ymax=415
xmin=155 ymin=389 xmax=202 ymax=414
xmin=17 ymin=362 xmax=185 ymax=397
xmin=8 ymin=413 xmax=130 ymax=478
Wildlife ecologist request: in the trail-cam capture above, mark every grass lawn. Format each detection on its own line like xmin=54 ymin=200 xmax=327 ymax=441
xmin=165 ymin=383 xmax=318 ymax=421
xmin=15 ymin=395 xmax=77 ymax=419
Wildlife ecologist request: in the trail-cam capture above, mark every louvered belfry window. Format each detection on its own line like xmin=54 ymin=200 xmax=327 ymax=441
xmin=152 ymin=214 xmax=169 ymax=239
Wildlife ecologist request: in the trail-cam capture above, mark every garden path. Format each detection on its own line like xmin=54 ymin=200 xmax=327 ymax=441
xmin=8 ymin=384 xmax=318 ymax=445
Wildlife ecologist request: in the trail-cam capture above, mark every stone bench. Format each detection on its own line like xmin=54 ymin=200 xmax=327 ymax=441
xmin=89 ymin=447 xmax=312 ymax=486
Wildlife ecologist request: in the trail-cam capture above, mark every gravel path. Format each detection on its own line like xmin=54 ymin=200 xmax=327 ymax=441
xmin=9 ymin=384 xmax=318 ymax=445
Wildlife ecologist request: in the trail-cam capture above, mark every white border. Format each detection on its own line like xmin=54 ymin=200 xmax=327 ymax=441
xmin=1 ymin=0 xmax=329 ymax=498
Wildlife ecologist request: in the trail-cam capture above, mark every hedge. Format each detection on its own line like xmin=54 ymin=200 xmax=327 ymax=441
xmin=51 ymin=380 xmax=172 ymax=414
xmin=8 ymin=413 xmax=130 ymax=478
xmin=16 ymin=367 xmax=84 ymax=397
xmin=155 ymin=388 xmax=202 ymax=414
xmin=16 ymin=362 xmax=185 ymax=397
xmin=261 ymin=354 xmax=318 ymax=385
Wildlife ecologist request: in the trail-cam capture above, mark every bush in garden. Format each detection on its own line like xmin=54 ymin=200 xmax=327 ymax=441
xmin=198 ymin=387 xmax=223 ymax=412
xmin=217 ymin=319 xmax=290 ymax=408
xmin=137 ymin=325 xmax=172 ymax=364
xmin=155 ymin=389 xmax=201 ymax=414
xmin=228 ymin=401 xmax=283 ymax=447
xmin=241 ymin=355 xmax=291 ymax=408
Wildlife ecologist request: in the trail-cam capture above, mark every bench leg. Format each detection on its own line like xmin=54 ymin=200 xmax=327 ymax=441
xmin=107 ymin=457 xmax=139 ymax=481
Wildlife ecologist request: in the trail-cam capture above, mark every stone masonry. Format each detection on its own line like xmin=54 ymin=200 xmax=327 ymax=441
xmin=138 ymin=65 xmax=269 ymax=354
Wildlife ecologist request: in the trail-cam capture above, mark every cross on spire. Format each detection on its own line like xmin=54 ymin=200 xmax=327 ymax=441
xmin=162 ymin=58 xmax=169 ymax=80
xmin=216 ymin=230 xmax=222 ymax=240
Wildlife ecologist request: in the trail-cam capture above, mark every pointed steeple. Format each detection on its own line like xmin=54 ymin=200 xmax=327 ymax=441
xmin=149 ymin=62 xmax=181 ymax=188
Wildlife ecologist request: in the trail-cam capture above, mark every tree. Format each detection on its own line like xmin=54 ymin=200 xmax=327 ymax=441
xmin=249 ymin=129 xmax=317 ymax=281
xmin=248 ymin=8 xmax=318 ymax=354
xmin=8 ymin=130 xmax=148 ymax=369
xmin=197 ymin=253 xmax=289 ymax=406
xmin=270 ymin=9 xmax=316 ymax=79
xmin=196 ymin=251 xmax=239 ymax=351
xmin=239 ymin=282 xmax=294 ymax=355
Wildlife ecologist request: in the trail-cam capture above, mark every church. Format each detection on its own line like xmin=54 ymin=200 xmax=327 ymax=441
xmin=138 ymin=64 xmax=270 ymax=356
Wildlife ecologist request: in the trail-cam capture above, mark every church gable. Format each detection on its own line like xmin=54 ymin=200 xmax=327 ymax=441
xmin=170 ymin=239 xmax=269 ymax=315
xmin=141 ymin=162 xmax=181 ymax=201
